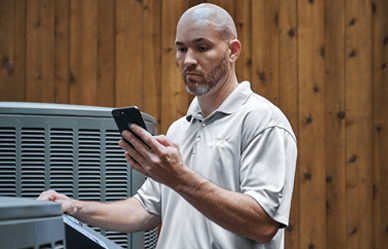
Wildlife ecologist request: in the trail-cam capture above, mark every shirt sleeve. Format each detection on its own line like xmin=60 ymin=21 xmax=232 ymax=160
xmin=240 ymin=126 xmax=297 ymax=228
xmin=134 ymin=178 xmax=162 ymax=216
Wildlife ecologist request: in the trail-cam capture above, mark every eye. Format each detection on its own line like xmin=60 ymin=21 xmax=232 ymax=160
xmin=199 ymin=46 xmax=208 ymax=52
xmin=178 ymin=47 xmax=187 ymax=53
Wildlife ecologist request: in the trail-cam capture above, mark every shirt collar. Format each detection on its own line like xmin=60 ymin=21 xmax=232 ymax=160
xmin=186 ymin=81 xmax=253 ymax=122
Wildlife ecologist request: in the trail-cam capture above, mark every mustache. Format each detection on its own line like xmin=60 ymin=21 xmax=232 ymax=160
xmin=182 ymin=67 xmax=203 ymax=76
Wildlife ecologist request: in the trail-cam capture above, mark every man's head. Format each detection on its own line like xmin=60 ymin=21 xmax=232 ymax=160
xmin=175 ymin=4 xmax=241 ymax=96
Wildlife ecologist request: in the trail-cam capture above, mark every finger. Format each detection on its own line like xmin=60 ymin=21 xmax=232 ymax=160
xmin=121 ymin=138 xmax=148 ymax=165
xmin=154 ymin=135 xmax=173 ymax=147
xmin=121 ymin=130 xmax=146 ymax=151
xmin=121 ymin=130 xmax=155 ymax=162
xmin=118 ymin=139 xmax=133 ymax=151
xmin=37 ymin=189 xmax=56 ymax=201
xmin=125 ymin=152 xmax=149 ymax=177
xmin=129 ymin=124 xmax=164 ymax=152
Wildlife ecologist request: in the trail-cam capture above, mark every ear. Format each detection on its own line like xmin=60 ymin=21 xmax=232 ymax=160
xmin=228 ymin=39 xmax=241 ymax=63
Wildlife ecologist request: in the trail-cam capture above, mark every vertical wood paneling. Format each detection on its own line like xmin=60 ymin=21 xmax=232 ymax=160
xmin=97 ymin=0 xmax=115 ymax=107
xmin=142 ymin=0 xmax=162 ymax=128
xmin=69 ymin=0 xmax=98 ymax=105
xmin=251 ymin=0 xmax=279 ymax=105
xmin=13 ymin=0 xmax=27 ymax=102
xmin=298 ymin=1 xmax=326 ymax=249
xmin=0 ymin=0 xmax=26 ymax=101
xmin=54 ymin=0 xmax=70 ymax=104
xmin=234 ymin=0 xmax=251 ymax=82
xmin=325 ymin=0 xmax=346 ymax=248
xmin=345 ymin=1 xmax=373 ymax=249
xmin=115 ymin=0 xmax=142 ymax=108
xmin=161 ymin=0 xmax=190 ymax=133
xmin=0 ymin=0 xmax=15 ymax=100
xmin=373 ymin=1 xmax=388 ymax=248
xmin=278 ymin=0 xmax=298 ymax=248
xmin=0 ymin=1 xmax=387 ymax=248
xmin=26 ymin=0 xmax=55 ymax=103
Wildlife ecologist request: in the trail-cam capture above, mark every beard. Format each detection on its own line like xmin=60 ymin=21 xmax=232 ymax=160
xmin=182 ymin=55 xmax=229 ymax=96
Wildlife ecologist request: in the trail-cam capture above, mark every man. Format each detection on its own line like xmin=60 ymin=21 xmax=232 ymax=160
xmin=38 ymin=3 xmax=297 ymax=248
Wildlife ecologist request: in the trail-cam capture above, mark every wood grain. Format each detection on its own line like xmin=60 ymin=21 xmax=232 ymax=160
xmin=372 ymin=1 xmax=388 ymax=248
xmin=69 ymin=0 xmax=98 ymax=105
xmin=298 ymin=0 xmax=326 ymax=248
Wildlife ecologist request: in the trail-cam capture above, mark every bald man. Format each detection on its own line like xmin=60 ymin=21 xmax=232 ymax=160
xmin=38 ymin=4 xmax=297 ymax=249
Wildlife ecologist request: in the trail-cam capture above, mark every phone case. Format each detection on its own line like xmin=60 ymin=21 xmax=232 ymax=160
xmin=111 ymin=106 xmax=147 ymax=134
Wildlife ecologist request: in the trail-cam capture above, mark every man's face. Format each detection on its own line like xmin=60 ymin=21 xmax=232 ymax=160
xmin=175 ymin=20 xmax=230 ymax=96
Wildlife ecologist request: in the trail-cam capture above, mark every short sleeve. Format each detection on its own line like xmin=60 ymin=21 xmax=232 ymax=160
xmin=240 ymin=127 xmax=297 ymax=228
xmin=134 ymin=178 xmax=162 ymax=216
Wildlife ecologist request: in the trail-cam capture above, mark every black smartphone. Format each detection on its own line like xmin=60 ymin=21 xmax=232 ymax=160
xmin=111 ymin=106 xmax=148 ymax=145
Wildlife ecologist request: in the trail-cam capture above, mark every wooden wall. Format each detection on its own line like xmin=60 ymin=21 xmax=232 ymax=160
xmin=0 ymin=0 xmax=387 ymax=248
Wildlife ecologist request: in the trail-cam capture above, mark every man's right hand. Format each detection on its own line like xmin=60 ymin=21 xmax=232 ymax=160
xmin=37 ymin=190 xmax=77 ymax=215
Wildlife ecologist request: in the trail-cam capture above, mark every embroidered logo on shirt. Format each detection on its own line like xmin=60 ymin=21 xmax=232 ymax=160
xmin=214 ymin=138 xmax=227 ymax=146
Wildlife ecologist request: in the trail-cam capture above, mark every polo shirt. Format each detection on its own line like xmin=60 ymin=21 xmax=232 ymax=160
xmin=134 ymin=81 xmax=297 ymax=249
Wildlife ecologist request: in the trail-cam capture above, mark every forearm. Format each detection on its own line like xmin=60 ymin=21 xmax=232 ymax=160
xmin=68 ymin=197 xmax=160 ymax=233
xmin=173 ymin=168 xmax=279 ymax=244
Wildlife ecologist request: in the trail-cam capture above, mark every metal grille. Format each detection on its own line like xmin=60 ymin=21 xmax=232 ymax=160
xmin=0 ymin=127 xmax=17 ymax=197
xmin=49 ymin=128 xmax=74 ymax=197
xmin=105 ymin=130 xmax=130 ymax=202
xmin=144 ymin=227 xmax=158 ymax=249
xmin=21 ymin=128 xmax=46 ymax=198
xmin=78 ymin=129 xmax=102 ymax=201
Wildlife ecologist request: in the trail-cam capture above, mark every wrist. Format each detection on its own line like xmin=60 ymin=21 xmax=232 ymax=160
xmin=65 ymin=199 xmax=82 ymax=217
xmin=172 ymin=167 xmax=207 ymax=197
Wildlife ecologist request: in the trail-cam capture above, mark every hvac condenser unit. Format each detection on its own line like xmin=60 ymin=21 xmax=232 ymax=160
xmin=0 ymin=102 xmax=158 ymax=249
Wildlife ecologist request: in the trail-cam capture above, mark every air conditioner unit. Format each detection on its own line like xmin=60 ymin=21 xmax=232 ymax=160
xmin=0 ymin=102 xmax=158 ymax=249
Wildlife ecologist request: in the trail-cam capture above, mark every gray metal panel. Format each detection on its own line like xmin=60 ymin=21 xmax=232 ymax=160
xmin=0 ymin=197 xmax=66 ymax=249
xmin=0 ymin=196 xmax=62 ymax=220
xmin=0 ymin=216 xmax=66 ymax=249
xmin=0 ymin=102 xmax=157 ymax=136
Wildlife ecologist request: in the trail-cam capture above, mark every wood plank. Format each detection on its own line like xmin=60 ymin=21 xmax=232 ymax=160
xmin=251 ymin=0 xmax=279 ymax=105
xmin=0 ymin=0 xmax=16 ymax=101
xmin=188 ymin=0 xmax=206 ymax=8
xmin=54 ymin=0 xmax=70 ymax=104
xmin=344 ymin=0 xmax=373 ymax=248
xmin=277 ymin=0 xmax=298 ymax=248
xmin=324 ymin=0 xmax=347 ymax=248
xmin=97 ymin=0 xmax=115 ymax=107
xmin=69 ymin=0 xmax=98 ymax=106
xmin=142 ymin=0 xmax=161 ymax=129
xmin=234 ymin=0 xmax=251 ymax=83
xmin=372 ymin=1 xmax=388 ymax=248
xmin=160 ymin=0 xmax=190 ymax=134
xmin=115 ymin=0 xmax=143 ymax=108
xmin=13 ymin=0 xmax=27 ymax=102
xmin=26 ymin=0 xmax=55 ymax=103
xmin=298 ymin=0 xmax=327 ymax=249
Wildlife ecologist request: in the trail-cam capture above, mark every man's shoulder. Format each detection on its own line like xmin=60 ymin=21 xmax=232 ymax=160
xmin=166 ymin=116 xmax=189 ymax=138
xmin=239 ymin=92 xmax=296 ymax=139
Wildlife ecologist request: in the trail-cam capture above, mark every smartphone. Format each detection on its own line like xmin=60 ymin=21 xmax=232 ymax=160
xmin=111 ymin=106 xmax=148 ymax=145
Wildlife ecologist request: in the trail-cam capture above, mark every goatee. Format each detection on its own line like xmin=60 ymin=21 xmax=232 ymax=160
xmin=182 ymin=55 xmax=229 ymax=96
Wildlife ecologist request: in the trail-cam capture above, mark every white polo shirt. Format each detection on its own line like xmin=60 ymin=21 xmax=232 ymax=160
xmin=134 ymin=81 xmax=297 ymax=249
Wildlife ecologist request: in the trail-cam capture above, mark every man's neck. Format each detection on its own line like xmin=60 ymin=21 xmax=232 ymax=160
xmin=197 ymin=72 xmax=239 ymax=118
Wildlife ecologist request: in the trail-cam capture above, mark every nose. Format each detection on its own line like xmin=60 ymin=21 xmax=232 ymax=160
xmin=184 ymin=49 xmax=197 ymax=67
